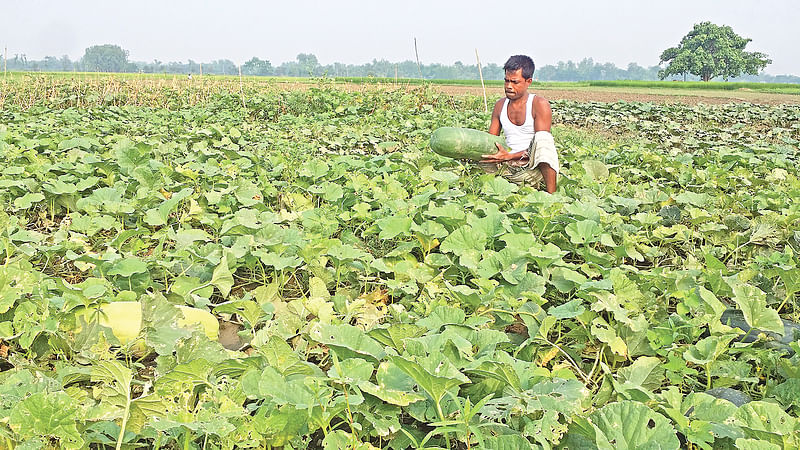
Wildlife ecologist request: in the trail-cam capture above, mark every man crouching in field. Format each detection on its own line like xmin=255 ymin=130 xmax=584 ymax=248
xmin=481 ymin=55 xmax=559 ymax=193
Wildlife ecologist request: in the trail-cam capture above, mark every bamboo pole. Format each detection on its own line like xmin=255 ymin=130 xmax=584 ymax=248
xmin=475 ymin=48 xmax=488 ymax=113
xmin=414 ymin=38 xmax=423 ymax=80
xmin=3 ymin=46 xmax=7 ymax=78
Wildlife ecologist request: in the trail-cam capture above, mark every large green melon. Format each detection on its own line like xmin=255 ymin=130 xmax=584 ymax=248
xmin=429 ymin=127 xmax=506 ymax=161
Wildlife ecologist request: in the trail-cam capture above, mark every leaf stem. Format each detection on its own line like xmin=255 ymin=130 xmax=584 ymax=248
xmin=435 ymin=399 xmax=452 ymax=449
xmin=116 ymin=390 xmax=132 ymax=450
xmin=776 ymin=292 xmax=793 ymax=314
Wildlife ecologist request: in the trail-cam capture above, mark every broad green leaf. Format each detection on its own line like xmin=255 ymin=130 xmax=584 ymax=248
xmin=591 ymin=317 xmax=628 ymax=357
xmin=58 ymin=136 xmax=93 ymax=150
xmin=731 ymin=284 xmax=784 ymax=335
xmin=258 ymin=335 xmax=316 ymax=376
xmin=440 ymin=225 xmax=487 ymax=266
xmin=734 ymin=438 xmax=781 ymax=450
xmin=12 ymin=192 xmax=45 ymax=210
xmin=771 ymin=378 xmax=800 ymax=409
xmin=391 ymin=355 xmax=470 ymax=406
xmin=327 ymin=242 xmax=372 ymax=262
xmin=528 ymin=242 xmax=567 ymax=269
xmin=777 ymin=268 xmax=800 ymax=295
xmin=368 ymin=323 xmax=427 ymax=351
xmin=251 ymin=405 xmax=308 ymax=447
xmin=550 ymin=266 xmax=588 ymax=293
xmin=548 ymin=299 xmax=585 ymax=319
xmin=76 ymin=186 xmax=134 ymax=214
xmin=113 ymin=139 xmax=151 ymax=174
xmin=610 ymin=268 xmax=645 ymax=308
xmin=465 ymin=360 xmax=522 ymax=393
xmin=733 ymin=401 xmax=799 ymax=442
xmin=254 ymin=249 xmax=303 ymax=271
xmin=154 ymin=359 xmax=213 ymax=396
xmin=242 ymin=367 xmax=317 ymax=408
xmin=141 ymin=294 xmax=193 ymax=354
xmin=481 ymin=176 xmax=517 ymax=200
xmin=0 ymin=261 xmax=38 ymax=314
xmin=327 ymin=357 xmax=374 ymax=383
xmin=320 ymin=181 xmax=344 ymax=202
xmin=173 ymin=228 xmax=211 ymax=249
xmin=583 ymin=160 xmax=609 ymax=180
xmin=425 ymin=202 xmax=466 ymax=223
xmin=359 ymin=362 xmax=426 ymax=406
xmin=309 ymin=323 xmax=386 ymax=362
xmin=674 ymin=191 xmax=709 ymax=207
xmin=107 ymin=257 xmax=148 ymax=277
xmin=615 ymin=356 xmax=664 ymax=399
xmin=684 ymin=335 xmax=735 ymax=365
xmin=480 ymin=435 xmax=534 ymax=449
xmin=143 ymin=187 xmax=193 ymax=226
xmin=569 ymin=400 xmax=680 ymax=449
xmin=233 ymin=180 xmax=263 ymax=207
xmin=299 ymin=159 xmax=330 ymax=179
xmin=211 ymin=254 xmax=235 ymax=298
xmin=376 ymin=214 xmax=413 ymax=239
xmin=9 ymin=392 xmax=84 ymax=449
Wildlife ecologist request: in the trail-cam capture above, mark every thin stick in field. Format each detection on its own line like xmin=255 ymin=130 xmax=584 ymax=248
xmin=475 ymin=48 xmax=488 ymax=113
xmin=414 ymin=37 xmax=423 ymax=80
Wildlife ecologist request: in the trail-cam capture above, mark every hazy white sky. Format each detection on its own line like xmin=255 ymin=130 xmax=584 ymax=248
xmin=3 ymin=0 xmax=798 ymax=74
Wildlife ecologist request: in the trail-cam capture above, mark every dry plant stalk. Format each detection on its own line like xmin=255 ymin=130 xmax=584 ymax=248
xmin=238 ymin=65 xmax=247 ymax=109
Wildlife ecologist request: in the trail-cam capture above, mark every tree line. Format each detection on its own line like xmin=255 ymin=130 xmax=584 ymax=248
xmin=2 ymin=23 xmax=797 ymax=83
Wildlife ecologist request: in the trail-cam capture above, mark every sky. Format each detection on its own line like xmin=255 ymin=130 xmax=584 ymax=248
xmin=2 ymin=0 xmax=798 ymax=75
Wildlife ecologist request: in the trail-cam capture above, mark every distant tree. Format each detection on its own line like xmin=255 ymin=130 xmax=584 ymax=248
xmin=81 ymin=44 xmax=130 ymax=72
xmin=658 ymin=22 xmax=771 ymax=81
xmin=296 ymin=53 xmax=319 ymax=76
xmin=208 ymin=59 xmax=237 ymax=75
xmin=242 ymin=57 xmax=274 ymax=76
xmin=625 ymin=62 xmax=649 ymax=80
xmin=59 ymin=55 xmax=73 ymax=71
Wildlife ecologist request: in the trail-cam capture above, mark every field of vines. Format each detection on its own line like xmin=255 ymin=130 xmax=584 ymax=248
xmin=1 ymin=74 xmax=800 ymax=449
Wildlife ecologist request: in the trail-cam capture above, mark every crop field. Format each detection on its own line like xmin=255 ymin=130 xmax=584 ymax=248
xmin=5 ymin=72 xmax=800 ymax=107
xmin=1 ymin=74 xmax=800 ymax=449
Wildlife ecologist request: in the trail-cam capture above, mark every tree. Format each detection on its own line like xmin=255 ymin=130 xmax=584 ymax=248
xmin=242 ymin=57 xmax=273 ymax=76
xmin=81 ymin=44 xmax=130 ymax=72
xmin=59 ymin=55 xmax=73 ymax=71
xmin=296 ymin=53 xmax=319 ymax=76
xmin=659 ymin=22 xmax=771 ymax=81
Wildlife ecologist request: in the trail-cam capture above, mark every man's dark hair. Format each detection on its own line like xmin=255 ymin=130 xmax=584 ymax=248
xmin=504 ymin=55 xmax=535 ymax=79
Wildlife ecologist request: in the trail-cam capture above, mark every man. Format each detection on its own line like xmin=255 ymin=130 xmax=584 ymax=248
xmin=481 ymin=55 xmax=559 ymax=193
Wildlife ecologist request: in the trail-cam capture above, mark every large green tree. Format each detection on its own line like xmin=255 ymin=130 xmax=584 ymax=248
xmin=242 ymin=57 xmax=274 ymax=76
xmin=659 ymin=22 xmax=771 ymax=81
xmin=81 ymin=44 xmax=130 ymax=72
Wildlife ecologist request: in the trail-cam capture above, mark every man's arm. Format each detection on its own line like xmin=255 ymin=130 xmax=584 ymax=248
xmin=488 ymin=98 xmax=504 ymax=136
xmin=533 ymin=96 xmax=557 ymax=193
xmin=483 ymin=98 xmax=526 ymax=162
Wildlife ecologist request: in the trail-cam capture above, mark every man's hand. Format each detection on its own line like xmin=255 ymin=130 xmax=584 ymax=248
xmin=481 ymin=142 xmax=526 ymax=164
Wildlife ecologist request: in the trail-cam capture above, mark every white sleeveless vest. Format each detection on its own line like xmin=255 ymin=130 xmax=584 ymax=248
xmin=499 ymin=93 xmax=535 ymax=152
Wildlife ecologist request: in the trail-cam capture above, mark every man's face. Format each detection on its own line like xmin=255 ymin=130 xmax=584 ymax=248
xmin=504 ymin=69 xmax=532 ymax=100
